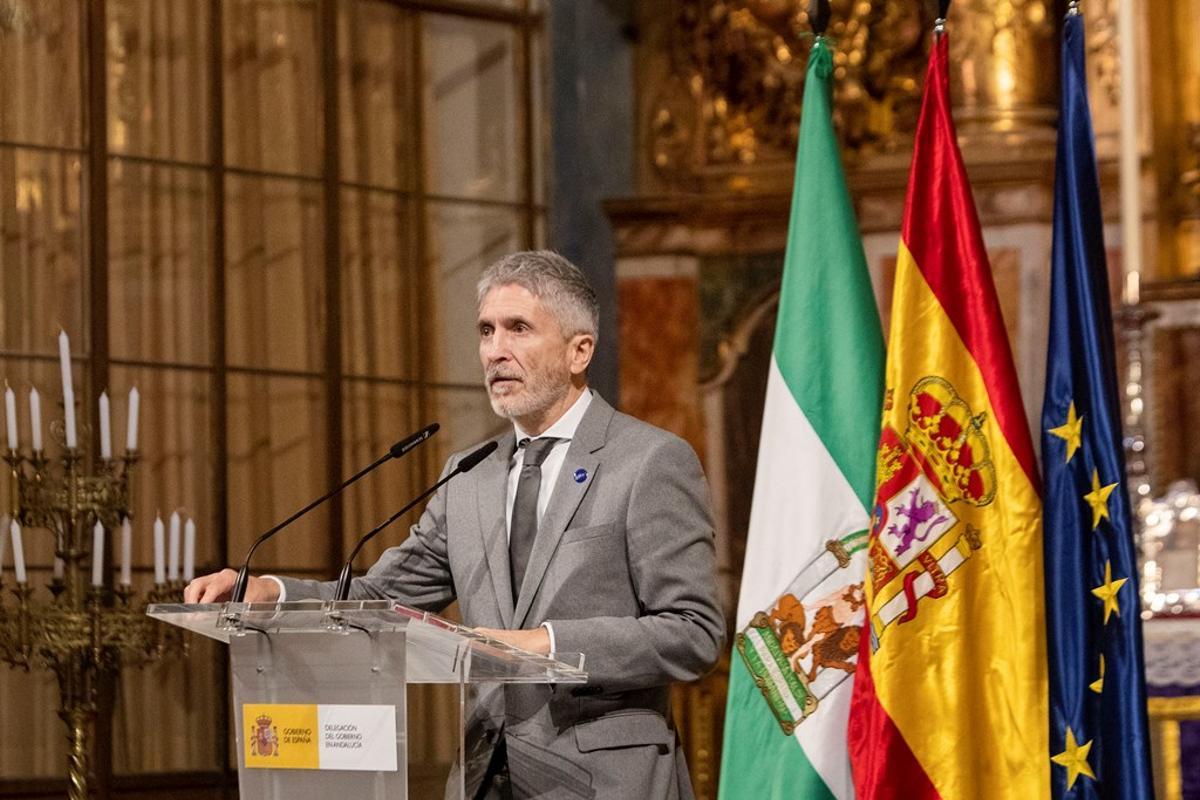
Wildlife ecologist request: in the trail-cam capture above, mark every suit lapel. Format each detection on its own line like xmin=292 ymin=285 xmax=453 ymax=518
xmin=476 ymin=431 xmax=516 ymax=628
xmin=513 ymin=394 xmax=614 ymax=627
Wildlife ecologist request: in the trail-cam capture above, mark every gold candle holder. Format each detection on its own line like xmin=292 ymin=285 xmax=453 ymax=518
xmin=1 ymin=432 xmax=185 ymax=799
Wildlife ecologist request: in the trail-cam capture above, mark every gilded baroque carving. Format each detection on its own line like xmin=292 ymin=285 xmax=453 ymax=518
xmin=647 ymin=0 xmax=1065 ymax=188
xmin=650 ymin=0 xmax=932 ymax=185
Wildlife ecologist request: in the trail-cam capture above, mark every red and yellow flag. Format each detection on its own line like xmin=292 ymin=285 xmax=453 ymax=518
xmin=847 ymin=32 xmax=1048 ymax=800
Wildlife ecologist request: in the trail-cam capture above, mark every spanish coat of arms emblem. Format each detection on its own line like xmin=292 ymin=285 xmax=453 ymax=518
xmin=867 ymin=376 xmax=993 ymax=649
xmin=250 ymin=714 xmax=280 ymax=757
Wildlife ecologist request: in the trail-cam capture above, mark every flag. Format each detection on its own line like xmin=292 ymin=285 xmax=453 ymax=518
xmin=1041 ymin=11 xmax=1155 ymax=798
xmin=847 ymin=29 xmax=1048 ymax=800
xmin=718 ymin=38 xmax=884 ymax=800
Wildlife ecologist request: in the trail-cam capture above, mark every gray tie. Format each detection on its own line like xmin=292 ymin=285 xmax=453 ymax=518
xmin=510 ymin=437 xmax=559 ymax=602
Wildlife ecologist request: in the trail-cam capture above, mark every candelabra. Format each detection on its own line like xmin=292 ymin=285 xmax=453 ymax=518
xmin=1116 ymin=303 xmax=1155 ymax=513
xmin=1120 ymin=301 xmax=1200 ymax=617
xmin=0 ymin=424 xmax=186 ymax=800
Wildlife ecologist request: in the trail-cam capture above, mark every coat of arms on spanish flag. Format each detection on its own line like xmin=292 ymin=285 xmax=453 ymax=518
xmin=847 ymin=21 xmax=1049 ymax=800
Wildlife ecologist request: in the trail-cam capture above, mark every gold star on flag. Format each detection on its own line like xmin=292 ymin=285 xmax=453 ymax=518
xmin=1083 ymin=469 xmax=1119 ymax=530
xmin=1051 ymin=727 xmax=1096 ymax=790
xmin=1049 ymin=401 xmax=1084 ymax=463
xmin=1091 ymin=560 xmax=1129 ymax=624
xmin=1089 ymin=654 xmax=1105 ymax=694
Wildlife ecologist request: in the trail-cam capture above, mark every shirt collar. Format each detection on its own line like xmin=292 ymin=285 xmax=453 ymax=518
xmin=513 ymin=388 xmax=593 ymax=444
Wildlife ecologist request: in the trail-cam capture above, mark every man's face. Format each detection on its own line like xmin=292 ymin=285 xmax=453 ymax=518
xmin=478 ymin=284 xmax=574 ymax=423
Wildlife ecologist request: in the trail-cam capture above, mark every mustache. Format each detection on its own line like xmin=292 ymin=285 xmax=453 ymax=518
xmin=486 ymin=368 xmax=524 ymax=385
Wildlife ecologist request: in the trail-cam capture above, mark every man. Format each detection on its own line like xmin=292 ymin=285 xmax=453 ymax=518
xmin=185 ymin=251 xmax=725 ymax=798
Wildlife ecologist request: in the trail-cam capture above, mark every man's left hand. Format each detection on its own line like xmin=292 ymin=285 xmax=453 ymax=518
xmin=474 ymin=626 xmax=551 ymax=655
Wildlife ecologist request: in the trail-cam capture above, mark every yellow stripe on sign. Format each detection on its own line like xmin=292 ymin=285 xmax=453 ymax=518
xmin=243 ymin=704 xmax=319 ymax=770
xmin=869 ymin=244 xmax=1048 ymax=800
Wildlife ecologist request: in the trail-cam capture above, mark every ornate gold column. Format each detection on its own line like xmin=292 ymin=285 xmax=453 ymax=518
xmin=1148 ymin=0 xmax=1200 ymax=276
xmin=945 ymin=0 xmax=1058 ymax=150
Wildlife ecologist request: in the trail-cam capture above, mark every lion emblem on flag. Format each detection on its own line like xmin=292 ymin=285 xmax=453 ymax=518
xmin=735 ymin=532 xmax=869 ymax=735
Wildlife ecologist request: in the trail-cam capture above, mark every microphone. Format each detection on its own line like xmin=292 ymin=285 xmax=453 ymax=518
xmin=228 ymin=423 xmax=439 ymax=603
xmin=332 ymin=439 xmax=499 ymax=602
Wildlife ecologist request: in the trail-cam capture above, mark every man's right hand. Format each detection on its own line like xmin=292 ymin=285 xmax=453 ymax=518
xmin=183 ymin=568 xmax=281 ymax=604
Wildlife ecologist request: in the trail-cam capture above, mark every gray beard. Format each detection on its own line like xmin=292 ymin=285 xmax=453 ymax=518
xmin=487 ymin=372 xmax=570 ymax=423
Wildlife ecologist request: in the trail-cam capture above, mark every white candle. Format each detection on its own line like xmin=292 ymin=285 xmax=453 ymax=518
xmin=29 ymin=387 xmax=42 ymax=452
xmin=58 ymin=330 xmax=77 ymax=448
xmin=1119 ymin=0 xmax=1142 ymax=305
xmin=4 ymin=384 xmax=17 ymax=450
xmin=126 ymin=387 xmax=140 ymax=452
xmin=168 ymin=511 xmax=181 ymax=582
xmin=0 ymin=515 xmax=8 ymax=575
xmin=98 ymin=391 xmax=112 ymax=460
xmin=120 ymin=517 xmax=132 ymax=586
xmin=92 ymin=521 xmax=104 ymax=587
xmin=10 ymin=520 xmax=26 ymax=584
xmin=183 ymin=518 xmax=196 ymax=582
xmin=153 ymin=514 xmax=165 ymax=585
xmin=53 ymin=556 xmax=64 ymax=580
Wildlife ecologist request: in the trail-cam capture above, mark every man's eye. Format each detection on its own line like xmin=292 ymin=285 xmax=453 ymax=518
xmin=513 ymin=323 xmax=528 ymax=333
xmin=479 ymin=326 xmax=492 ymax=337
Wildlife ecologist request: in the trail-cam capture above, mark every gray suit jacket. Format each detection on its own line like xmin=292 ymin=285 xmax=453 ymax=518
xmin=279 ymin=393 xmax=725 ymax=799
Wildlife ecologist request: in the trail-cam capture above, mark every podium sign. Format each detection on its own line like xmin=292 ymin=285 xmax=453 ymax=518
xmin=149 ymin=600 xmax=586 ymax=799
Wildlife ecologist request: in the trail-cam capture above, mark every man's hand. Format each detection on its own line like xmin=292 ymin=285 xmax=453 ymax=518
xmin=183 ymin=568 xmax=281 ymax=605
xmin=473 ymin=626 xmax=551 ymax=655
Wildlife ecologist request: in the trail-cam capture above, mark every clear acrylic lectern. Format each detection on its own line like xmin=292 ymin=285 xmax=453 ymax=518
xmin=149 ymin=601 xmax=587 ymax=799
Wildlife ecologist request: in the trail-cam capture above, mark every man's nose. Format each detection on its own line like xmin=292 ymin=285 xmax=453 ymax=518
xmin=482 ymin=333 xmax=511 ymax=362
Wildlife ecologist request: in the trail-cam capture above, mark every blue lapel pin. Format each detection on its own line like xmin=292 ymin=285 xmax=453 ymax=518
xmin=573 ymin=468 xmax=588 ymax=484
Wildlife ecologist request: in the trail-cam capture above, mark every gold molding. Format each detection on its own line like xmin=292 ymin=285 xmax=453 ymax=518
xmin=1148 ymin=696 xmax=1200 ymax=800
xmin=1148 ymin=695 xmax=1200 ymax=718
xmin=1162 ymin=719 xmax=1182 ymax=800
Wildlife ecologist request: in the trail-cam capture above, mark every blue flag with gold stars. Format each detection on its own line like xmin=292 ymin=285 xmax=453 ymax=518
xmin=1041 ymin=9 xmax=1155 ymax=799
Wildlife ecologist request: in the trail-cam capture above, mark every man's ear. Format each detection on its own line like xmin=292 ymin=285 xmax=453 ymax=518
xmin=568 ymin=333 xmax=595 ymax=376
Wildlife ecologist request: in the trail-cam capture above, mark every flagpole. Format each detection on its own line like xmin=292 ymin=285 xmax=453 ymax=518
xmin=1119 ymin=0 xmax=1142 ymax=304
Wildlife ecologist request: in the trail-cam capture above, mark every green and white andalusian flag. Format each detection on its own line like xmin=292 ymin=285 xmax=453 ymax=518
xmin=718 ymin=39 xmax=884 ymax=800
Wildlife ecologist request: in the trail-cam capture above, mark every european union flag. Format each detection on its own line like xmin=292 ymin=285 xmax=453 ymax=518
xmin=1041 ymin=9 xmax=1155 ymax=799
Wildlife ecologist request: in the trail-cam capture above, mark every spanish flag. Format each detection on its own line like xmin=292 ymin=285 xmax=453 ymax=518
xmin=847 ymin=28 xmax=1049 ymax=800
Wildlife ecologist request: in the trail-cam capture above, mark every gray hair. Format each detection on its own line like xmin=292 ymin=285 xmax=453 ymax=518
xmin=476 ymin=251 xmax=600 ymax=340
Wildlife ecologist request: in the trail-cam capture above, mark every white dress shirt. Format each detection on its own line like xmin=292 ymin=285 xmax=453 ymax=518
xmin=507 ymin=389 xmax=592 ymax=654
xmin=505 ymin=388 xmax=592 ymax=540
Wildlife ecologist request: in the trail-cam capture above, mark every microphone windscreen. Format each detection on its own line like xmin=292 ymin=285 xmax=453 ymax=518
xmin=457 ymin=440 xmax=499 ymax=473
xmin=389 ymin=422 xmax=439 ymax=458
